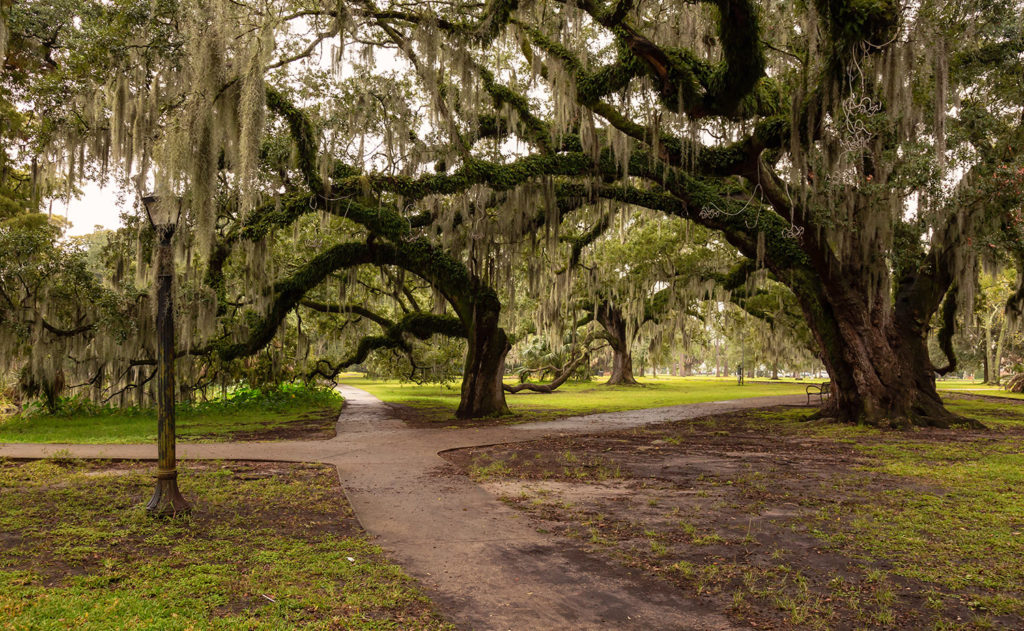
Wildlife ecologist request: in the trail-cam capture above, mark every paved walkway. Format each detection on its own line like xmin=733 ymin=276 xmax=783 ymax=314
xmin=0 ymin=386 xmax=805 ymax=630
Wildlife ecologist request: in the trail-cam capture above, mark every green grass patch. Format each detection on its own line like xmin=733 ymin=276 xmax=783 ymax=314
xmin=0 ymin=384 xmax=342 ymax=444
xmin=467 ymin=455 xmax=514 ymax=482
xmin=0 ymin=458 xmax=451 ymax=630
xmin=812 ymin=408 xmax=1024 ymax=618
xmin=936 ymin=380 xmax=1024 ymax=400
xmin=944 ymin=398 xmax=1024 ymax=428
xmin=350 ymin=376 xmax=815 ymax=424
xmin=761 ymin=396 xmax=1024 ymax=614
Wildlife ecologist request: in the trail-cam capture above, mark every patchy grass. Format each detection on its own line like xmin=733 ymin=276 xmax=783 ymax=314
xmin=351 ymin=376 xmax=815 ymax=425
xmin=444 ymin=401 xmax=1024 ymax=629
xmin=466 ymin=454 xmax=514 ymax=482
xmin=821 ymin=434 xmax=1024 ymax=618
xmin=0 ymin=384 xmax=342 ymax=444
xmin=0 ymin=458 xmax=451 ymax=630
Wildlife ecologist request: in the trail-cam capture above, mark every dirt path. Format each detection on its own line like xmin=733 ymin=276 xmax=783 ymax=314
xmin=0 ymin=385 xmax=805 ymax=630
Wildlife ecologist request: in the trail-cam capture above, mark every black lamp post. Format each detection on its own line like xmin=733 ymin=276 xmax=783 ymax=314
xmin=142 ymin=194 xmax=191 ymax=516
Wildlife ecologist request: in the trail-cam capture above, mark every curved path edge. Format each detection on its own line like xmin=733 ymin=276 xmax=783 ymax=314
xmin=0 ymin=386 xmax=807 ymax=630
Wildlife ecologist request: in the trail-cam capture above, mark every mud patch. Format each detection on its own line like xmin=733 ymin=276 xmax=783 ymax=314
xmin=386 ymin=401 xmax=569 ymax=429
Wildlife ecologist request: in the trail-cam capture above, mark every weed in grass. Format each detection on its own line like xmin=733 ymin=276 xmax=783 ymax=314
xmin=865 ymin=568 xmax=887 ymax=583
xmin=588 ymin=528 xmax=612 ymax=546
xmin=924 ymin=591 xmax=946 ymax=610
xmin=691 ymin=532 xmax=725 ymax=545
xmin=695 ymin=565 xmax=721 ymax=594
xmin=563 ymin=466 xmax=588 ymax=479
xmin=670 ymin=560 xmax=695 ymax=579
xmin=468 ymin=457 xmax=512 ymax=482
xmin=677 ymin=521 xmax=697 ymax=538
xmin=730 ymin=590 xmax=745 ymax=612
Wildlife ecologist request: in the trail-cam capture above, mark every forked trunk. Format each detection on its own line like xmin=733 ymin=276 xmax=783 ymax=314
xmin=803 ymin=284 xmax=975 ymax=428
xmin=457 ymin=301 xmax=510 ymax=419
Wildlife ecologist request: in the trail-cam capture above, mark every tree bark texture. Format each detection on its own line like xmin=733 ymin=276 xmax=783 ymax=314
xmin=596 ymin=303 xmax=638 ymax=385
xmin=456 ymin=299 xmax=510 ymax=418
xmin=794 ymin=270 xmax=974 ymax=428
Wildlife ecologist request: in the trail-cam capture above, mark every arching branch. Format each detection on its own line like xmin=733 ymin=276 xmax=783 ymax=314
xmin=306 ymin=311 xmax=465 ymax=380
xmin=504 ymin=344 xmax=593 ymax=393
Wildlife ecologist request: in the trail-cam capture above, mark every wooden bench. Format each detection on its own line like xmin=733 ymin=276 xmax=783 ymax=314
xmin=806 ymin=382 xmax=831 ymax=405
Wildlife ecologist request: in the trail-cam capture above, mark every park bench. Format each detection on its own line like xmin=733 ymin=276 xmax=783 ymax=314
xmin=806 ymin=382 xmax=831 ymax=405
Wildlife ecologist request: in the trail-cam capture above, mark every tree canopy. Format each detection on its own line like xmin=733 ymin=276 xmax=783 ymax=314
xmin=3 ymin=0 xmax=1024 ymax=425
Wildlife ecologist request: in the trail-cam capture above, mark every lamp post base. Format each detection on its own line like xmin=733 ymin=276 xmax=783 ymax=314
xmin=146 ymin=470 xmax=191 ymax=517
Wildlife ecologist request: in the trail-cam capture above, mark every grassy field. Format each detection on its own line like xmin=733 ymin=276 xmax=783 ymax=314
xmin=937 ymin=379 xmax=1024 ymax=399
xmin=349 ymin=375 xmax=820 ymax=424
xmin=4 ymin=376 xmax=1015 ymax=443
xmin=0 ymin=385 xmax=342 ymax=444
xmin=445 ymin=396 xmax=1024 ymax=629
xmin=0 ymin=458 xmax=451 ymax=630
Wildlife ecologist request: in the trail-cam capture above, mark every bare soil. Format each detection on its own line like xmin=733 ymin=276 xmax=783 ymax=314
xmin=384 ymin=400 xmax=570 ymax=429
xmin=442 ymin=407 xmax=1023 ymax=630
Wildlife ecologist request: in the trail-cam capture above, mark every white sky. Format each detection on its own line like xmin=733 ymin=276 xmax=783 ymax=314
xmin=56 ymin=29 xmax=348 ymax=238
xmin=56 ymin=181 xmax=131 ymax=236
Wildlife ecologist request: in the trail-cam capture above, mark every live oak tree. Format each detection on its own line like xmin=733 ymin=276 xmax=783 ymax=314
xmin=345 ymin=0 xmax=1024 ymax=426
xmin=0 ymin=10 xmax=127 ymax=412
xmin=11 ymin=0 xmax=1024 ymax=427
xmin=949 ymin=267 xmax=1024 ymax=384
xmin=7 ymin=0 xmax=597 ymax=417
xmin=567 ymin=214 xmax=730 ymax=385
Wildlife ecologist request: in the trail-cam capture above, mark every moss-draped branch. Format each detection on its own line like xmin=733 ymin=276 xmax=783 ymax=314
xmin=307 ymin=311 xmax=465 ymax=380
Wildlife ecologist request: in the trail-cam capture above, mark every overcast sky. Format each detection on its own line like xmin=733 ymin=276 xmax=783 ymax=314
xmin=56 ymin=181 xmax=130 ymax=236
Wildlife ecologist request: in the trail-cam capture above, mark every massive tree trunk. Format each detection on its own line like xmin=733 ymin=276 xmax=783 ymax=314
xmin=596 ymin=302 xmax=638 ymax=385
xmin=795 ymin=273 xmax=975 ymax=428
xmin=456 ymin=298 xmax=510 ymax=419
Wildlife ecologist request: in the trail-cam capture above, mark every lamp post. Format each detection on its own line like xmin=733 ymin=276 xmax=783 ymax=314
xmin=142 ymin=195 xmax=191 ymax=516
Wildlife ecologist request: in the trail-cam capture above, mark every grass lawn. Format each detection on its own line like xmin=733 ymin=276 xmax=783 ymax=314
xmin=444 ymin=398 xmax=1024 ymax=629
xmin=937 ymin=379 xmax=1024 ymax=400
xmin=0 ymin=385 xmax=342 ymax=444
xmin=349 ymin=375 xmax=819 ymax=424
xmin=0 ymin=458 xmax=451 ymax=630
